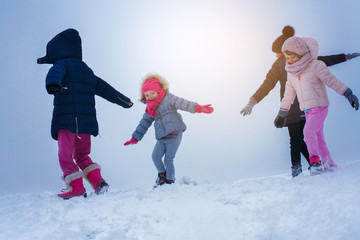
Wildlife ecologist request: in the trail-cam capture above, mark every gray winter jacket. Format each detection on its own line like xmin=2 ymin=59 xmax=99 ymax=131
xmin=132 ymin=93 xmax=197 ymax=140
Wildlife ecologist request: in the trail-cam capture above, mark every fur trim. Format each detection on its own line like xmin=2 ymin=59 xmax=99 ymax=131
xmin=83 ymin=163 xmax=101 ymax=178
xmin=61 ymin=171 xmax=84 ymax=190
xmin=139 ymin=72 xmax=169 ymax=103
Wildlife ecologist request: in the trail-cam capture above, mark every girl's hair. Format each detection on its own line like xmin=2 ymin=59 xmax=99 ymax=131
xmin=139 ymin=72 xmax=169 ymax=103
xmin=283 ymin=50 xmax=302 ymax=58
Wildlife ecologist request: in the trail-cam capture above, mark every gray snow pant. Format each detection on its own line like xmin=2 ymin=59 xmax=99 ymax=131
xmin=151 ymin=132 xmax=182 ymax=180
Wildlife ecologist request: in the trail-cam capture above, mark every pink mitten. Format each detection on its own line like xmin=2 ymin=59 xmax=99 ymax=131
xmin=195 ymin=104 xmax=214 ymax=114
xmin=124 ymin=137 xmax=139 ymax=146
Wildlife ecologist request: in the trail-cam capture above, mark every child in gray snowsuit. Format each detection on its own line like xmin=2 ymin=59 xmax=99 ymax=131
xmin=124 ymin=73 xmax=213 ymax=187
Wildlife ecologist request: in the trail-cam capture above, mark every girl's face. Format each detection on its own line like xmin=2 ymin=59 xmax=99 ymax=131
xmin=284 ymin=52 xmax=301 ymax=65
xmin=144 ymin=90 xmax=159 ymax=101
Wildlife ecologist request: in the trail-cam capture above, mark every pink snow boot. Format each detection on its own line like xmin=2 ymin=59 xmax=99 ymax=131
xmin=58 ymin=171 xmax=87 ymax=200
xmin=84 ymin=164 xmax=109 ymax=194
xmin=309 ymin=156 xmax=323 ymax=175
xmin=322 ymin=156 xmax=338 ymax=172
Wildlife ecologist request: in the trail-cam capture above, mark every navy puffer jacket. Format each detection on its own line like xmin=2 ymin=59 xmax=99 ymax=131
xmin=38 ymin=29 xmax=133 ymax=140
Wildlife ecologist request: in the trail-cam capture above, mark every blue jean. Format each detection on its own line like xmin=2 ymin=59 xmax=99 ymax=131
xmin=151 ymin=132 xmax=182 ymax=180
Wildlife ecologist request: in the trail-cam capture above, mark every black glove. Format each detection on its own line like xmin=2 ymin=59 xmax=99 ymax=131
xmin=274 ymin=110 xmax=288 ymax=128
xmin=347 ymin=53 xmax=360 ymax=60
xmin=344 ymin=88 xmax=359 ymax=110
xmin=47 ymin=84 xmax=61 ymax=94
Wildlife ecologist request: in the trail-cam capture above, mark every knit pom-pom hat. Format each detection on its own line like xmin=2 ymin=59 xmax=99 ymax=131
xmin=272 ymin=25 xmax=295 ymax=53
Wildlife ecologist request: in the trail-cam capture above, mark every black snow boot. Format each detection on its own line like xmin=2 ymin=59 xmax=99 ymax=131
xmin=154 ymin=172 xmax=166 ymax=188
xmin=291 ymin=164 xmax=302 ymax=178
xmin=165 ymin=179 xmax=175 ymax=184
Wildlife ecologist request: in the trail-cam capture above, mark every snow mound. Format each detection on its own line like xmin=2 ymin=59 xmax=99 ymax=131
xmin=1 ymin=161 xmax=360 ymax=240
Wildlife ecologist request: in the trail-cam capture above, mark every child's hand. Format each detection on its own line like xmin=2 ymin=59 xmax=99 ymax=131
xmin=124 ymin=137 xmax=139 ymax=146
xmin=46 ymin=84 xmax=61 ymax=94
xmin=344 ymin=88 xmax=359 ymax=110
xmin=49 ymin=88 xmax=59 ymax=94
xmin=196 ymin=104 xmax=214 ymax=114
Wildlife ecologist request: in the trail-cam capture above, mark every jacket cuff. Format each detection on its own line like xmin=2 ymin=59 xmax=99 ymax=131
xmin=250 ymin=97 xmax=258 ymax=104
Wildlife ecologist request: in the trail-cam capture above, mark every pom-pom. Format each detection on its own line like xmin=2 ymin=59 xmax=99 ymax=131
xmin=282 ymin=25 xmax=295 ymax=37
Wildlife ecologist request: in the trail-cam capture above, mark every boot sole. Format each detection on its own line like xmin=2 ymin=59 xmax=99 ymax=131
xmin=61 ymin=192 xmax=87 ymax=200
xmin=310 ymin=169 xmax=323 ymax=176
xmin=96 ymin=182 xmax=109 ymax=195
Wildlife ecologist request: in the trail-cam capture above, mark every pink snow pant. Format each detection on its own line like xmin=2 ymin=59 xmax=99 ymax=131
xmin=58 ymin=129 xmax=95 ymax=177
xmin=303 ymin=106 xmax=335 ymax=167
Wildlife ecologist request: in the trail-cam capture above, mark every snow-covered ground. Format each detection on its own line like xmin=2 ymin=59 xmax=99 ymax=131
xmin=1 ymin=161 xmax=359 ymax=240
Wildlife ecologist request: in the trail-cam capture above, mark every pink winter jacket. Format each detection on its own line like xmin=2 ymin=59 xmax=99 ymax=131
xmin=280 ymin=38 xmax=348 ymax=111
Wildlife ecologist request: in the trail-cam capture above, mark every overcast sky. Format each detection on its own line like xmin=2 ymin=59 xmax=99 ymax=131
xmin=1 ymin=0 xmax=360 ymax=195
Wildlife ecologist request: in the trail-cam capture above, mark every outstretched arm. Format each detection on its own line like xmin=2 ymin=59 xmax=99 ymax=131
xmin=315 ymin=61 xmax=348 ymax=95
xmin=131 ymin=113 xmax=154 ymax=141
xmin=241 ymin=59 xmax=283 ymax=116
xmin=314 ymin=62 xmax=358 ymax=110
xmin=251 ymin=60 xmax=283 ymax=104
xmin=95 ymin=76 xmax=133 ymax=108
xmin=318 ymin=54 xmax=346 ymax=66
xmin=317 ymin=53 xmax=360 ymax=67
xmin=124 ymin=113 xmax=154 ymax=146
xmin=167 ymin=93 xmax=198 ymax=113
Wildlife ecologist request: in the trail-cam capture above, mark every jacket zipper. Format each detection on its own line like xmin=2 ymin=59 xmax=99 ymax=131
xmin=64 ymin=83 xmax=81 ymax=140
xmin=117 ymin=97 xmax=133 ymax=107
xmin=75 ymin=116 xmax=82 ymax=139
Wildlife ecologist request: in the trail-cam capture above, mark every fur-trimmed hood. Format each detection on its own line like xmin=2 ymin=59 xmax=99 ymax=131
xmin=139 ymin=73 xmax=169 ymax=103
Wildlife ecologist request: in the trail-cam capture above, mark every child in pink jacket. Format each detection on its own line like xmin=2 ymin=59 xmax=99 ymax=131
xmin=274 ymin=37 xmax=359 ymax=175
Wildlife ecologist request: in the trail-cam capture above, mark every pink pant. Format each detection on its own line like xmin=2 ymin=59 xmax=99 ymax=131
xmin=304 ymin=106 xmax=335 ymax=166
xmin=58 ymin=129 xmax=95 ymax=177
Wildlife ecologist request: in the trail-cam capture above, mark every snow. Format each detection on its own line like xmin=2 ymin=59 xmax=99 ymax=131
xmin=1 ymin=161 xmax=360 ymax=240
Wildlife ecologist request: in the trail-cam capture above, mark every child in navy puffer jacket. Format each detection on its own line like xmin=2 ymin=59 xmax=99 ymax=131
xmin=124 ymin=73 xmax=213 ymax=187
xmin=38 ymin=28 xmax=133 ymax=199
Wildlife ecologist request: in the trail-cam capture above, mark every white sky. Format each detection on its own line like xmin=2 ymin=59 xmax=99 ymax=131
xmin=1 ymin=0 xmax=360 ymax=194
